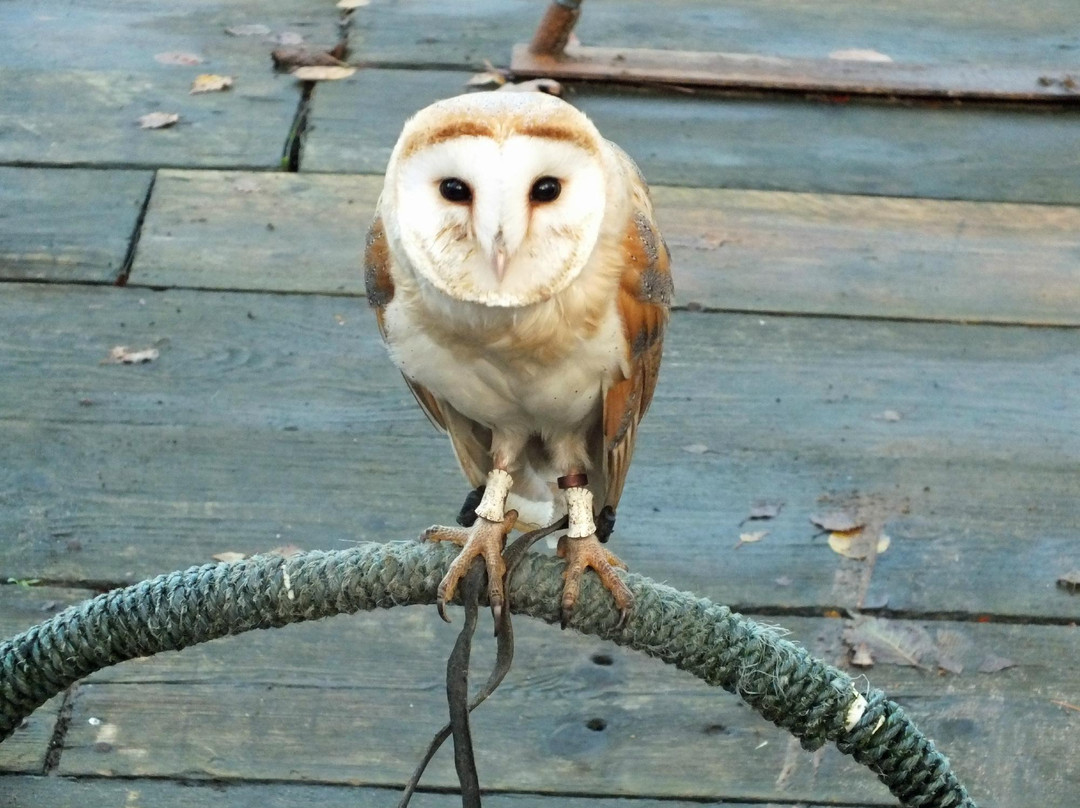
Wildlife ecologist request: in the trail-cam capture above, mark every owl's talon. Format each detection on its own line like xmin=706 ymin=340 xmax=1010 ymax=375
xmin=556 ymin=533 xmax=633 ymax=630
xmin=426 ymin=512 xmax=516 ymax=624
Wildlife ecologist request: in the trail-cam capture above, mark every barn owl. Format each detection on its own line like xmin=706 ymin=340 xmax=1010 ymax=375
xmin=365 ymin=91 xmax=671 ymax=627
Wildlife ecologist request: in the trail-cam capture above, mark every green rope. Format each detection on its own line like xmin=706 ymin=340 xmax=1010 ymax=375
xmin=0 ymin=541 xmax=976 ymax=807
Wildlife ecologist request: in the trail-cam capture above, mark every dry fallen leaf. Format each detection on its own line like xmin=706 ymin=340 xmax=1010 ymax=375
xmin=829 ymin=48 xmax=893 ymax=63
xmin=811 ymin=511 xmax=865 ymax=533
xmin=225 ymin=23 xmax=271 ymax=37
xmin=336 ymin=0 xmax=370 ymax=8
xmin=1056 ymin=570 xmax=1080 ymax=593
xmin=274 ymin=31 xmax=305 ymax=46
xmin=271 ymin=47 xmax=345 ymax=69
xmin=467 ymin=59 xmax=509 ymax=88
xmin=734 ymin=530 xmax=768 ymax=549
xmin=212 ymin=551 xmax=247 ymax=563
xmin=268 ymin=544 xmax=303 ymax=558
xmin=103 ymin=345 xmax=160 ymax=364
xmin=828 ymin=531 xmax=890 ymax=560
xmin=292 ymin=65 xmax=356 ymax=81
xmin=851 ymin=643 xmax=874 ymax=667
xmin=497 ymin=78 xmax=563 ymax=96
xmin=232 ymin=177 xmax=262 ymax=194
xmin=746 ymin=500 xmax=783 ymax=521
xmin=137 ymin=112 xmax=180 ymax=130
xmin=843 ymin=616 xmax=936 ymax=670
xmin=978 ymin=654 xmax=1016 ymax=674
xmin=190 ymin=74 xmax=234 ymax=94
xmin=155 ymin=51 xmax=204 ymax=66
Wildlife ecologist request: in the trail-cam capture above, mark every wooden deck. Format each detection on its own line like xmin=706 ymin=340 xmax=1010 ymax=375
xmin=1 ymin=1 xmax=1078 ymax=806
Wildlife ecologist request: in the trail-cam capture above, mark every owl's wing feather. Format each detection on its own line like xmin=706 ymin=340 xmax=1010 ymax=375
xmin=365 ymin=215 xmax=490 ymax=489
xmin=602 ymin=178 xmax=673 ymax=512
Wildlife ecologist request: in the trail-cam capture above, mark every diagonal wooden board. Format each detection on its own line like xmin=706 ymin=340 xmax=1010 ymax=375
xmin=302 ymin=69 xmax=1080 ymax=205
xmin=0 ymin=168 xmax=152 ymax=285
xmin=342 ymin=0 xmax=1080 ymax=72
xmin=511 ymin=44 xmax=1080 ymax=103
xmin=0 ymin=283 xmax=1076 ymax=619
xmin=124 ymin=170 xmax=1080 ymax=325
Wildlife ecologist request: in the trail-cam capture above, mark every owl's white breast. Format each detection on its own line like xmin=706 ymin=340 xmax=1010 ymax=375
xmin=383 ymin=295 xmax=626 ymax=436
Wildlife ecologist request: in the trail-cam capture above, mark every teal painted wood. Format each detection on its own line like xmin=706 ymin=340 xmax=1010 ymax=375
xmin=128 ymin=170 xmax=378 ymax=294
xmin=0 ymin=284 xmax=1075 ymax=620
xmin=0 ymin=168 xmax=152 ymax=284
xmin=127 ymin=170 xmax=1080 ymax=325
xmin=0 ymin=67 xmax=299 ymax=169
xmin=345 ymin=0 xmax=1080 ymax=71
xmin=0 ymin=776 xmax=883 ymax=808
xmin=42 ymin=615 xmax=1078 ymax=804
xmin=302 ymin=69 xmax=1080 ymax=205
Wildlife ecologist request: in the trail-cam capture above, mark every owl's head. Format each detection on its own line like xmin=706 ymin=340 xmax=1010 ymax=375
xmin=382 ymin=91 xmax=609 ymax=308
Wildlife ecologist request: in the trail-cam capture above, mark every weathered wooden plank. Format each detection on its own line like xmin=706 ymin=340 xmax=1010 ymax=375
xmin=0 ymin=695 xmax=61 ymax=775
xmin=0 ymin=68 xmax=298 ymax=170
xmin=0 ymin=586 xmax=91 ymax=775
xmin=0 ymin=168 xmax=152 ymax=284
xmin=0 ymin=284 xmax=1076 ymax=619
xmin=0 ymin=776 xmax=856 ymax=808
xmin=344 ymin=0 xmax=1080 ymax=72
xmin=655 ymin=186 xmax=1080 ymax=325
xmin=129 ymin=170 xmax=376 ymax=294
xmin=512 ymin=44 xmax=1080 ymax=103
xmin=0 ymin=1 xmax=340 ymax=74
xmin=303 ymin=69 xmax=1080 ymax=205
xmin=127 ymin=170 xmax=1080 ymax=325
xmin=0 ymin=0 xmax=341 ymax=168
xmin=50 ymin=616 xmax=1079 ymax=805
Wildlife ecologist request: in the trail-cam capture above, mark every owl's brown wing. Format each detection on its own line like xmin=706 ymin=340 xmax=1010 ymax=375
xmin=601 ymin=194 xmax=673 ymax=513
xmin=365 ymin=215 xmax=490 ymax=488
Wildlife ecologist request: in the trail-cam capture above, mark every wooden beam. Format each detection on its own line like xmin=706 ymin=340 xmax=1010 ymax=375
xmin=512 ymin=43 xmax=1080 ymax=103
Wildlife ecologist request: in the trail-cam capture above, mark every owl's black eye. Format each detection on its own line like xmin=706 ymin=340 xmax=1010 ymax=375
xmin=439 ymin=178 xmax=472 ymax=203
xmin=529 ymin=176 xmax=561 ymax=203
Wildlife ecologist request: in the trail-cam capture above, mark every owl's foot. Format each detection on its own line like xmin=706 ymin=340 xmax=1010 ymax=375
xmin=556 ymin=533 xmax=633 ymax=631
xmin=423 ymin=511 xmax=518 ymax=625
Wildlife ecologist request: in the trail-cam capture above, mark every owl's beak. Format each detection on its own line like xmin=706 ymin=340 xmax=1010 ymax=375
xmin=491 ymin=230 xmax=508 ymax=283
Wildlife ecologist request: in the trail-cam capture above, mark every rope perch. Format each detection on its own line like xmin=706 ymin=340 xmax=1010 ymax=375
xmin=0 ymin=541 xmax=976 ymax=807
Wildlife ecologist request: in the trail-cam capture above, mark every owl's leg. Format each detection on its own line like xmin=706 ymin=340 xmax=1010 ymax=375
xmin=425 ymin=433 xmax=527 ymax=625
xmin=555 ymin=477 xmax=633 ymax=630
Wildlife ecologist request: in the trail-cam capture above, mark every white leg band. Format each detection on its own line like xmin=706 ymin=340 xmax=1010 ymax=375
xmin=474 ymin=468 xmax=513 ymax=522
xmin=565 ymin=486 xmax=596 ymax=538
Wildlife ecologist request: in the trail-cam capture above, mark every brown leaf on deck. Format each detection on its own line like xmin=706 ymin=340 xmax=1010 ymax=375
xmin=154 ymin=51 xmax=204 ymax=66
xmin=850 ymin=643 xmax=874 ymax=667
xmin=497 ymin=78 xmax=563 ymax=96
xmin=137 ymin=112 xmax=179 ymax=130
xmin=268 ymin=544 xmax=303 ymax=558
xmin=292 ymin=65 xmax=356 ymax=81
xmin=102 ymin=345 xmax=160 ymax=364
xmin=734 ymin=530 xmax=768 ymax=549
xmin=271 ymin=47 xmax=346 ymax=70
xmin=745 ymin=500 xmax=783 ymax=521
xmin=466 ymin=60 xmax=509 ymax=88
xmin=978 ymin=655 xmax=1017 ymax=674
xmin=843 ymin=616 xmax=936 ymax=670
xmin=225 ymin=24 xmax=271 ymax=37
xmin=828 ymin=531 xmax=890 ymax=560
xmin=1056 ymin=570 xmax=1080 ymax=594
xmin=211 ymin=551 xmax=247 ymax=563
xmin=811 ymin=511 xmax=865 ymax=533
xmin=190 ymin=74 xmax=233 ymax=94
